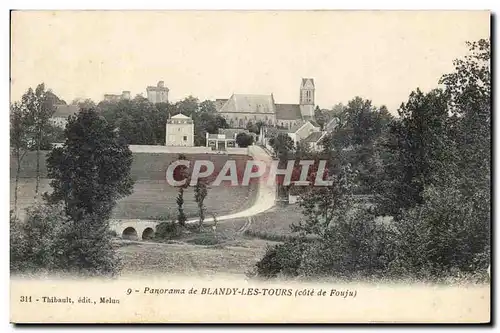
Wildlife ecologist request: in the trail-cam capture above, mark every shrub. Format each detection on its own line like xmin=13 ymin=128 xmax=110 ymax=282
xmin=10 ymin=204 xmax=122 ymax=277
xmin=10 ymin=204 xmax=68 ymax=274
xmin=388 ymin=185 xmax=490 ymax=280
xmin=154 ymin=221 xmax=183 ymax=240
xmin=255 ymin=240 xmax=307 ymax=279
xmin=254 ymin=208 xmax=395 ymax=280
xmin=298 ymin=208 xmax=395 ymax=279
xmin=55 ymin=212 xmax=122 ymax=276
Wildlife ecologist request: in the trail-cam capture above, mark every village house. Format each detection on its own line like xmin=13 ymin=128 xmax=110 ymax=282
xmin=165 ymin=113 xmax=194 ymax=147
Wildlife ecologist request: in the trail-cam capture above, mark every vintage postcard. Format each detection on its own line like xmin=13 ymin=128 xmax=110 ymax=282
xmin=9 ymin=10 xmax=491 ymax=323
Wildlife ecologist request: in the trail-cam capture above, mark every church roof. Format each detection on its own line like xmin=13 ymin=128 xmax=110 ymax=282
xmin=213 ymin=99 xmax=229 ymax=111
xmin=288 ymin=122 xmax=306 ymax=133
xmin=220 ymin=94 xmax=275 ymax=114
xmin=275 ymin=104 xmax=302 ymax=120
xmin=303 ymin=131 xmax=325 ymax=143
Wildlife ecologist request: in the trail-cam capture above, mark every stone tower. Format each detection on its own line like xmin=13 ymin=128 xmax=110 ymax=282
xmin=299 ymin=78 xmax=315 ymax=119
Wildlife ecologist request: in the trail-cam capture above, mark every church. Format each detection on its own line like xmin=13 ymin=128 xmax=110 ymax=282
xmin=214 ymin=78 xmax=316 ymax=130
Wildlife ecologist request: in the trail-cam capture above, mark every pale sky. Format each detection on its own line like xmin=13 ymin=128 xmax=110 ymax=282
xmin=11 ymin=10 xmax=490 ymax=113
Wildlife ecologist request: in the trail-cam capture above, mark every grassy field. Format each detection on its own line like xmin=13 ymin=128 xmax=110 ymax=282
xmin=117 ymin=239 xmax=273 ymax=277
xmin=10 ymin=151 xmax=258 ymax=218
xmin=116 ymin=218 xmax=275 ymax=277
xmin=244 ymin=205 xmax=304 ymax=238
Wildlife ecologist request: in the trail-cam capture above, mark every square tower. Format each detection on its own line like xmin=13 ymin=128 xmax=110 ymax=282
xmin=299 ymin=78 xmax=315 ymax=119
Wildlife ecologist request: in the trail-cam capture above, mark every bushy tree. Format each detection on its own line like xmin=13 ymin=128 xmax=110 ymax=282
xmin=10 ymin=204 xmax=68 ymax=274
xmin=46 ymin=108 xmax=134 ymax=221
xmin=373 ymin=89 xmax=451 ymax=217
xmin=235 ymin=132 xmax=254 ymax=147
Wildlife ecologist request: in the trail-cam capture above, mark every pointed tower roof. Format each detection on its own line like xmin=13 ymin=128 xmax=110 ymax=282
xmin=301 ymin=78 xmax=315 ymax=88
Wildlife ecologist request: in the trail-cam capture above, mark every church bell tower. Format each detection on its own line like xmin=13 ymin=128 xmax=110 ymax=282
xmin=299 ymin=78 xmax=315 ymax=119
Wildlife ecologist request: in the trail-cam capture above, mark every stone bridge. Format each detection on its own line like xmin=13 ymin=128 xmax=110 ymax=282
xmin=109 ymin=219 xmax=159 ymax=241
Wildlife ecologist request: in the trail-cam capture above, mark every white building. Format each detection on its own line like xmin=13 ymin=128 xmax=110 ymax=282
xmin=165 ymin=113 xmax=194 ymax=146
xmin=286 ymin=120 xmax=321 ymax=146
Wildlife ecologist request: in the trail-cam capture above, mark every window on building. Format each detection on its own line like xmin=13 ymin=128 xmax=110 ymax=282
xmin=183 ymin=136 xmax=187 ymax=141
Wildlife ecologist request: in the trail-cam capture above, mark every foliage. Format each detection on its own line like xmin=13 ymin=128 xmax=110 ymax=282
xmin=55 ymin=211 xmax=122 ymax=276
xmin=388 ymin=184 xmax=490 ymax=279
xmin=45 ymin=108 xmax=134 ymax=221
xmin=194 ymin=179 xmax=208 ymax=228
xmin=246 ymin=121 xmax=262 ymax=134
xmin=313 ymin=106 xmax=328 ymax=130
xmin=294 ymin=164 xmax=356 ymax=237
xmin=255 ymin=240 xmax=308 ymax=279
xmin=154 ymin=221 xmax=183 ymax=240
xmin=10 ymin=204 xmax=121 ymax=276
xmin=321 ymin=97 xmax=393 ymax=194
xmin=373 ymin=89 xmax=451 ymax=217
xmin=269 ymin=132 xmax=294 ymax=159
xmin=235 ymin=132 xmax=254 ymax=147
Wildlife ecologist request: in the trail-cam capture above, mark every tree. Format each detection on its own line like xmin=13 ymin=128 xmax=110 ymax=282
xmin=45 ymin=108 xmax=134 ymax=221
xmin=314 ymin=106 xmax=327 ymax=130
xmin=193 ymin=106 xmax=229 ymax=146
xmin=175 ymin=154 xmax=190 ymax=226
xmin=71 ymin=98 xmax=96 ymax=110
xmin=246 ymin=121 xmax=260 ymax=134
xmin=98 ymin=96 xmax=160 ymax=145
xmin=194 ymin=179 xmax=208 ymax=228
xmin=21 ymin=84 xmax=57 ymax=197
xmin=373 ymin=89 xmax=451 ymax=217
xmin=269 ymin=132 xmax=294 ymax=160
xmin=10 ymin=102 xmax=34 ymax=215
xmin=235 ymin=132 xmax=254 ymax=147
xmin=439 ymin=38 xmax=490 ymax=199
xmin=322 ymin=97 xmax=393 ymax=194
xmin=294 ymin=164 xmax=357 ymax=237
xmin=175 ymin=96 xmax=200 ymax=117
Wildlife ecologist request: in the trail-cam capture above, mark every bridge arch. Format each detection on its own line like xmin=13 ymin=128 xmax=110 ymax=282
xmin=122 ymin=227 xmax=138 ymax=240
xmin=142 ymin=227 xmax=155 ymax=240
